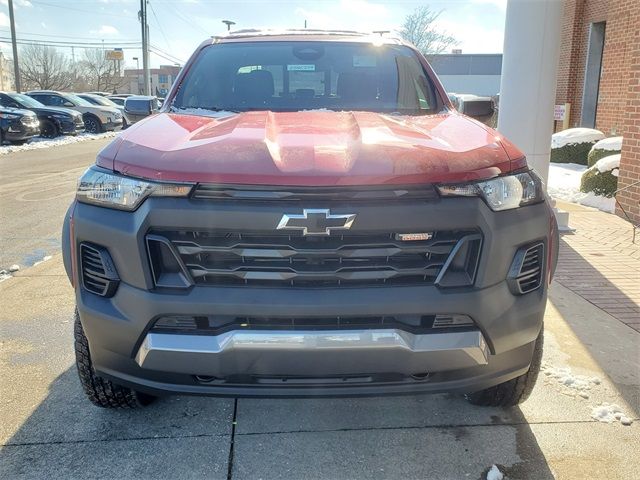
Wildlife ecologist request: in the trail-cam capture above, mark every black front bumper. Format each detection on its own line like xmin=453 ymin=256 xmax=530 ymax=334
xmin=4 ymin=122 xmax=39 ymax=141
xmin=58 ymin=118 xmax=85 ymax=135
xmin=63 ymin=194 xmax=556 ymax=397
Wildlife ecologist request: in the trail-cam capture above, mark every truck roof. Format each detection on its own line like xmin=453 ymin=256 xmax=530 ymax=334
xmin=212 ymin=29 xmax=407 ymax=46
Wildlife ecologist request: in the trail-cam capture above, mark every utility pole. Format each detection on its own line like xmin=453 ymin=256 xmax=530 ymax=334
xmin=8 ymin=0 xmax=21 ymax=92
xmin=139 ymin=0 xmax=150 ymax=95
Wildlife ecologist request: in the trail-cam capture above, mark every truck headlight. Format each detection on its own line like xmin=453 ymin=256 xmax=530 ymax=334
xmin=76 ymin=166 xmax=193 ymax=211
xmin=437 ymin=171 xmax=544 ymax=211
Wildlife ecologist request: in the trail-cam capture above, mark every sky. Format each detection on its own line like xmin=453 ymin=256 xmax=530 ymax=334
xmin=0 ymin=0 xmax=507 ymax=68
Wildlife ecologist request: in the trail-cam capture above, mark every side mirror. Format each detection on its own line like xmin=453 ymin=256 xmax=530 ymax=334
xmin=461 ymin=97 xmax=495 ymax=119
xmin=63 ymin=101 xmax=75 ymax=107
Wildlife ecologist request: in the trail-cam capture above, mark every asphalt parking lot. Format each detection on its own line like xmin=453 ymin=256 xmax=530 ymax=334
xmin=1 ymin=141 xmax=638 ymax=479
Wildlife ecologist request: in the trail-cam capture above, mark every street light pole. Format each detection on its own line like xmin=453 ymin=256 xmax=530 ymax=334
xmin=222 ymin=20 xmax=236 ymax=32
xmin=139 ymin=0 xmax=150 ymax=95
xmin=8 ymin=0 xmax=21 ymax=92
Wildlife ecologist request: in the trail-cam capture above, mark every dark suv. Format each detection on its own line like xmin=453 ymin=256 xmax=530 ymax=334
xmin=0 ymin=106 xmax=40 ymax=144
xmin=0 ymin=92 xmax=84 ymax=137
xmin=63 ymin=30 xmax=558 ymax=409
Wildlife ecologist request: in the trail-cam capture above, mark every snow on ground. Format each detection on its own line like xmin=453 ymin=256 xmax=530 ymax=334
xmin=547 ymin=162 xmax=616 ymax=213
xmin=551 ymin=128 xmax=604 ymax=148
xmin=591 ymin=136 xmax=623 ymax=152
xmin=541 ymin=363 xmax=601 ymax=399
xmin=591 ymin=404 xmax=633 ymax=425
xmin=486 ymin=465 xmax=504 ymax=480
xmin=0 ymin=131 xmax=118 ymax=156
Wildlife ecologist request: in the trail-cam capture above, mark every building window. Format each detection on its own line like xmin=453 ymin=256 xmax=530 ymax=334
xmin=159 ymin=74 xmax=168 ymax=83
xmin=582 ymin=22 xmax=606 ymax=128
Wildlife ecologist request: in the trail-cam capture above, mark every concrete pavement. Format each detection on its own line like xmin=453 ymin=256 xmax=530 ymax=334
xmin=1 ymin=141 xmax=639 ymax=479
xmin=0 ymin=137 xmax=112 ymax=271
xmin=0 ymin=256 xmax=638 ymax=479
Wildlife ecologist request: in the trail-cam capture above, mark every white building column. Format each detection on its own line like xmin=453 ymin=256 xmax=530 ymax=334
xmin=497 ymin=0 xmax=570 ymax=228
xmin=498 ymin=0 xmax=564 ymax=184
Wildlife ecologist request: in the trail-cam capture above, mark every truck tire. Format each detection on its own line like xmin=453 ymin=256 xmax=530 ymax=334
xmin=74 ymin=309 xmax=154 ymax=408
xmin=466 ymin=327 xmax=543 ymax=407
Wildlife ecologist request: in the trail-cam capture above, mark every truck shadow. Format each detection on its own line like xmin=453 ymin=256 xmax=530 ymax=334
xmin=1 ymin=367 xmax=555 ymax=479
xmin=549 ymin=238 xmax=639 ymax=418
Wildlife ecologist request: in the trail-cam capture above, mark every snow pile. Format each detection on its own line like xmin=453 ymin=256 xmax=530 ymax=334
xmin=0 ymin=131 xmax=118 ymax=155
xmin=542 ymin=363 xmax=601 ymax=399
xmin=547 ymin=163 xmax=616 ymax=213
xmin=551 ymin=128 xmax=604 ymax=149
xmin=591 ymin=404 xmax=633 ymax=425
xmin=32 ymin=255 xmax=52 ymax=267
xmin=486 ymin=465 xmax=504 ymax=480
xmin=591 ymin=136 xmax=623 ymax=152
xmin=594 ymin=153 xmax=620 ymax=175
xmin=169 ymin=107 xmax=238 ymax=119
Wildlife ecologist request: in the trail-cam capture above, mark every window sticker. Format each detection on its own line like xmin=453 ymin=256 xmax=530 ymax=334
xmin=353 ymin=55 xmax=376 ymax=67
xmin=287 ymin=64 xmax=316 ymax=71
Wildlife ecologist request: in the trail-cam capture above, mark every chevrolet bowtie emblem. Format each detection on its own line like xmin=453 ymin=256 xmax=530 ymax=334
xmin=277 ymin=209 xmax=356 ymax=236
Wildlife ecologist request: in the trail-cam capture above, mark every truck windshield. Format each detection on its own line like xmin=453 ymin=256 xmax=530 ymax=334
xmin=172 ymin=41 xmax=441 ymax=115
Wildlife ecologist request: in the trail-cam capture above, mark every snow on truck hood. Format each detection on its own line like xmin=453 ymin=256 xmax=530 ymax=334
xmin=97 ymin=110 xmax=523 ymax=186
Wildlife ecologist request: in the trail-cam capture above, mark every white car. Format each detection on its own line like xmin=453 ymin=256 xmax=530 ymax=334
xmin=26 ymin=91 xmax=123 ymax=133
xmin=78 ymin=93 xmax=131 ymax=128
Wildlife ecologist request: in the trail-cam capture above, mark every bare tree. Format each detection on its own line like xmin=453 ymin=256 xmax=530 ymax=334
xmin=19 ymin=43 xmax=74 ymax=91
xmin=77 ymin=49 xmax=127 ymax=93
xmin=399 ymin=7 xmax=458 ymax=55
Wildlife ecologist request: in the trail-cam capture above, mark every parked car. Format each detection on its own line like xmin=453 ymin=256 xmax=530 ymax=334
xmin=77 ymin=93 xmax=131 ymax=128
xmin=84 ymin=91 xmax=111 ymax=97
xmin=0 ymin=91 xmax=84 ymax=137
xmin=0 ymin=106 xmax=40 ymax=144
xmin=26 ymin=90 xmax=122 ymax=134
xmin=123 ymin=95 xmax=160 ymax=124
xmin=63 ymin=30 xmax=558 ymax=409
xmin=107 ymin=96 xmax=125 ymax=107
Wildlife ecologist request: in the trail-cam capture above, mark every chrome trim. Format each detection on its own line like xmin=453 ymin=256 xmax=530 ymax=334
xmin=135 ymin=329 xmax=489 ymax=377
xmin=277 ymin=209 xmax=356 ymax=236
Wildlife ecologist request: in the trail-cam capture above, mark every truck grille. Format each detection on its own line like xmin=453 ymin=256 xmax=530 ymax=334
xmin=147 ymin=229 xmax=482 ymax=287
xmin=151 ymin=313 xmax=476 ymax=334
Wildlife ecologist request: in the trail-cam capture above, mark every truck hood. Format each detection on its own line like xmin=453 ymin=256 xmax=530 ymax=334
xmin=99 ymin=111 xmax=523 ymax=186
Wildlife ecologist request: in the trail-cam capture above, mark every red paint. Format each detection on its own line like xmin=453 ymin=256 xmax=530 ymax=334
xmin=103 ymin=110 xmax=524 ymax=186
xmin=96 ymin=34 xmax=526 ymax=186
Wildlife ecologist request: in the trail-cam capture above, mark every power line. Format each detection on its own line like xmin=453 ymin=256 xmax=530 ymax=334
xmin=149 ymin=43 xmax=184 ymax=62
xmin=149 ymin=45 xmax=185 ymax=65
xmin=148 ymin=1 xmax=171 ymax=51
xmin=159 ymin=1 xmax=210 ymax=36
xmin=0 ymin=29 xmax=140 ymax=43
xmin=30 ymin=0 xmax=135 ymax=19
xmin=0 ymin=37 xmax=141 ymax=49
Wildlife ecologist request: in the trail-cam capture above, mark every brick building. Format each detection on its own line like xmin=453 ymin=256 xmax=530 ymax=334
xmin=555 ymin=0 xmax=640 ymax=224
xmin=122 ymin=65 xmax=181 ymax=96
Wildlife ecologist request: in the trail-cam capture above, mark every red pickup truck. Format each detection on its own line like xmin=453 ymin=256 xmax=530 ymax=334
xmin=63 ymin=30 xmax=558 ymax=409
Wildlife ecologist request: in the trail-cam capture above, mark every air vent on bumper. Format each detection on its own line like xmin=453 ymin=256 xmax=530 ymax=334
xmin=507 ymin=243 xmax=544 ymax=295
xmin=80 ymin=243 xmax=120 ymax=297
